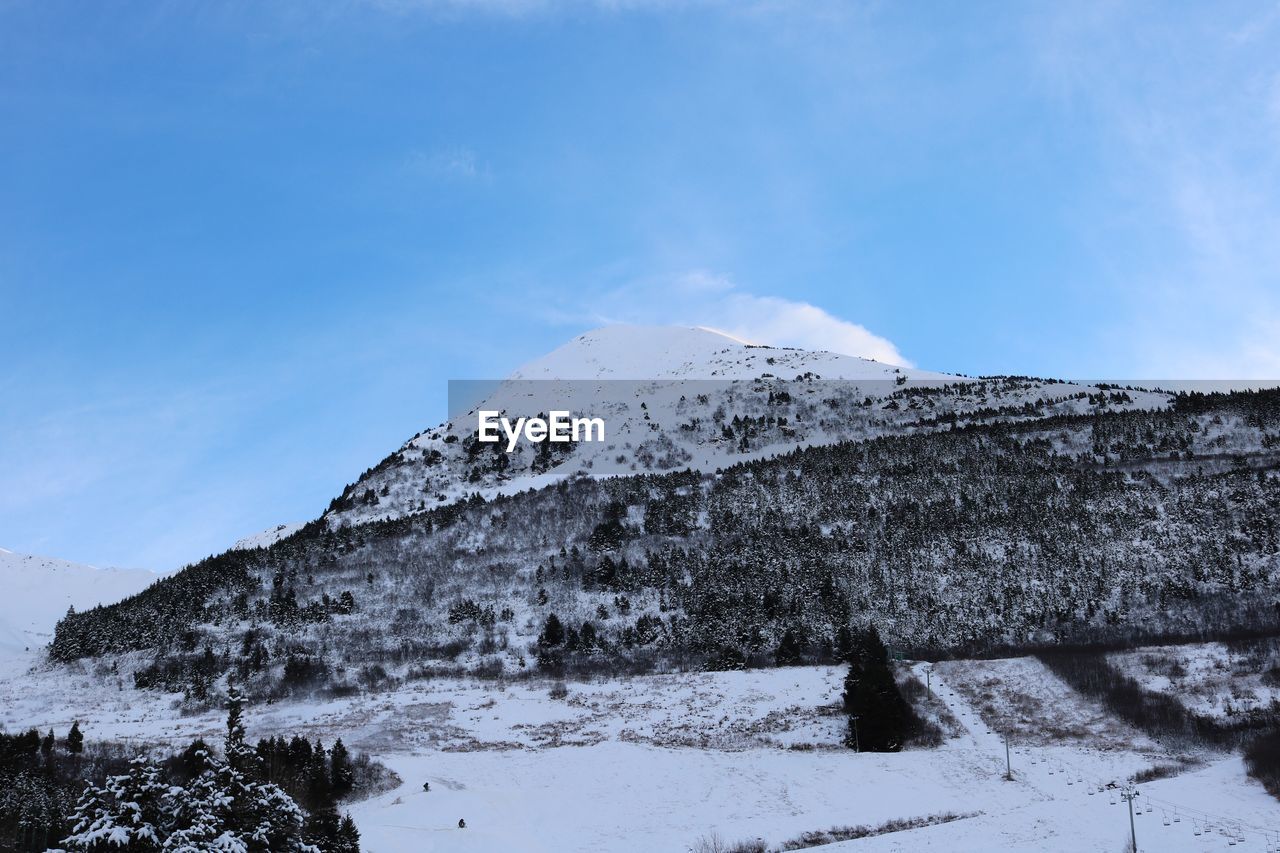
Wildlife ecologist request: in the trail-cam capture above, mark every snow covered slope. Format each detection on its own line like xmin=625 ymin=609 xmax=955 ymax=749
xmin=231 ymin=522 xmax=304 ymax=551
xmin=324 ymin=325 xmax=1172 ymax=527
xmin=0 ymin=548 xmax=157 ymax=669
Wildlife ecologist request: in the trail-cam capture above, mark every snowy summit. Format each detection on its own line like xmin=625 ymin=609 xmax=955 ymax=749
xmin=510 ymin=325 xmax=938 ymax=380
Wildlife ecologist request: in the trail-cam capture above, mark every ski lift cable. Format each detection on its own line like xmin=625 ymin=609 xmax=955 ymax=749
xmin=1020 ymin=749 xmax=1277 ymax=838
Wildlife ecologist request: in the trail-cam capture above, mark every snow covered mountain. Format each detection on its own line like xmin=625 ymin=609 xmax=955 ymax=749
xmin=50 ymin=377 xmax=1280 ymax=674
xmin=44 ymin=325 xmax=1280 ymax=700
xmin=324 ymin=325 xmax=1171 ymax=527
xmin=0 ymin=547 xmax=156 ymax=672
xmin=51 ymin=323 xmax=1279 ymax=674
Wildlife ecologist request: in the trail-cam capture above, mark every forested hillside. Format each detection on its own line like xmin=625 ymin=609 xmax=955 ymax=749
xmin=50 ymin=388 xmax=1280 ymax=700
xmin=322 ymin=370 xmax=1168 ymax=527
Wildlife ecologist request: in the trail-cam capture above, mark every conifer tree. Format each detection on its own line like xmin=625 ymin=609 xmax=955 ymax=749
xmin=841 ymin=627 xmax=916 ymax=752
xmin=539 ymin=614 xmax=565 ymax=647
xmin=337 ymin=814 xmax=361 ymax=852
xmin=305 ymin=742 xmax=333 ymax=811
xmin=62 ymin=758 xmax=167 ymax=852
xmin=330 ymin=739 xmax=354 ymax=798
xmin=775 ymin=628 xmax=802 ymax=666
xmin=65 ymin=721 xmax=83 ymax=755
xmin=224 ymin=685 xmax=257 ymax=775
xmin=61 ymin=747 xmax=320 ymax=852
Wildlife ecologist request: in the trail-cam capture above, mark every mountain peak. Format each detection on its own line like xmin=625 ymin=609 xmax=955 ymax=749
xmin=511 ymin=324 xmax=932 ymax=381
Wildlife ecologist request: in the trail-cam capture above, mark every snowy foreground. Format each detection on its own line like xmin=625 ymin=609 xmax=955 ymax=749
xmin=2 ymin=660 xmax=1278 ymax=852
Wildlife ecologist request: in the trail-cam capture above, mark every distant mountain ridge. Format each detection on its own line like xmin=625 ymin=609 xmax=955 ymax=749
xmin=0 ymin=547 xmax=156 ymax=671
xmin=47 ymin=384 xmax=1280 ymax=682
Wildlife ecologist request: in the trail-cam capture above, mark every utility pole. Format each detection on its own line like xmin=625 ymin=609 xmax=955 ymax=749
xmin=1121 ymin=786 xmax=1140 ymax=853
xmin=851 ymin=715 xmax=860 ymax=753
xmin=1004 ymin=731 xmax=1012 ymax=780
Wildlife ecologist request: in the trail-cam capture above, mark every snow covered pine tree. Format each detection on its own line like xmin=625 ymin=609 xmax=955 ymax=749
xmin=56 ymin=750 xmax=317 ymax=852
xmin=54 ymin=688 xmax=341 ymax=852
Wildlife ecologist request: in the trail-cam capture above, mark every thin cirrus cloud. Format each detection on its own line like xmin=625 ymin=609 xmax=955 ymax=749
xmin=367 ymin=0 xmax=723 ymax=14
xmin=403 ymin=147 xmax=490 ymax=182
xmin=1032 ymin=1 xmax=1280 ymax=378
xmin=569 ymin=271 xmax=913 ymax=367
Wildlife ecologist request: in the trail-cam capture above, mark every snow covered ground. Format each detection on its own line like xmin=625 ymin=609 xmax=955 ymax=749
xmin=882 ymin=664 xmax=1280 ymax=853
xmin=935 ymin=656 xmax=1160 ymax=750
xmin=3 ymin=658 xmax=1277 ymax=852
xmin=1109 ymin=640 xmax=1280 ymax=722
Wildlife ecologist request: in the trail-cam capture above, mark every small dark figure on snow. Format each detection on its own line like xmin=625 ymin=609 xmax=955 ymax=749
xmin=422 ymin=781 xmax=430 ymax=792
xmin=458 ymin=819 xmax=466 ymax=829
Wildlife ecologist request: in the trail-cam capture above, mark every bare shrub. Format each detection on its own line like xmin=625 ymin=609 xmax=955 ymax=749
xmin=1131 ymin=763 xmax=1183 ymax=783
xmin=777 ymin=812 xmax=973 ymax=850
xmin=349 ymin=753 xmax=403 ymax=802
xmin=690 ymin=832 xmax=725 ymax=853
xmin=1245 ymin=727 xmax=1280 ymax=799
xmin=689 ymin=832 xmax=768 ymax=853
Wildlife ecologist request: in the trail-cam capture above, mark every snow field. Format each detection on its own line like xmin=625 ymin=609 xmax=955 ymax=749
xmin=3 ymin=657 xmax=1278 ymax=852
xmin=1109 ymin=641 xmax=1280 ymax=722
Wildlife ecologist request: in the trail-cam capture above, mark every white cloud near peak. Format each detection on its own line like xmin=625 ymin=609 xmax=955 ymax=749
xmin=563 ymin=270 xmax=913 ymax=366
xmin=715 ymin=293 xmax=911 ymax=367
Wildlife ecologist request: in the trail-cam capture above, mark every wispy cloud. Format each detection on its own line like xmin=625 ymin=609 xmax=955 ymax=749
xmin=403 ymin=146 xmax=491 ymax=182
xmin=362 ymin=0 xmax=846 ymax=19
xmin=0 ymin=381 xmax=251 ymax=567
xmin=364 ymin=0 xmax=660 ymax=17
xmin=1033 ymin=1 xmax=1280 ymax=377
xmin=550 ymin=270 xmax=912 ymax=366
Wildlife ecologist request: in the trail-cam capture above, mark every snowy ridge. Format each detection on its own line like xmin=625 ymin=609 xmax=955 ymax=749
xmin=231 ymin=522 xmax=305 ymax=551
xmin=325 ymin=325 xmax=1171 ymax=527
xmin=509 ymin=325 xmax=940 ymax=380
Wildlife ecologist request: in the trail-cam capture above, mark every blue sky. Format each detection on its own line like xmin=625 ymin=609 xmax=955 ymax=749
xmin=2 ymin=0 xmax=1279 ymax=569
